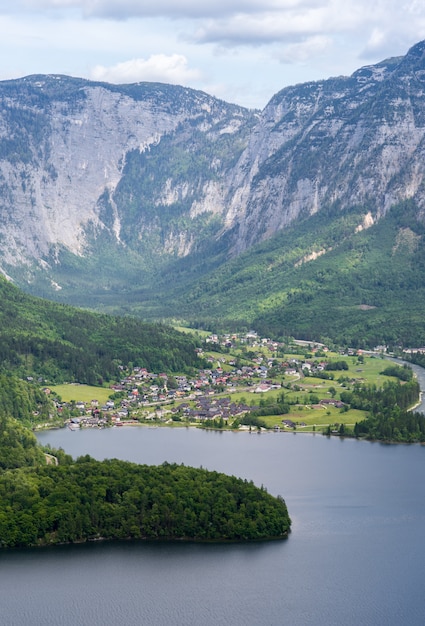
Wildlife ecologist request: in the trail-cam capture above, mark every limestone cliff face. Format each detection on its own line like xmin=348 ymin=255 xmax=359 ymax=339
xmin=0 ymin=75 xmax=252 ymax=268
xmin=225 ymin=41 xmax=425 ymax=252
xmin=2 ymin=42 xmax=425 ymax=293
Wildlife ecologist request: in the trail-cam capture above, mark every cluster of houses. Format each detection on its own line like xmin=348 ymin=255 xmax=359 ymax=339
xmin=55 ymin=332 xmax=358 ymax=429
xmin=57 ymin=333 xmax=286 ymax=428
xmin=62 ymin=362 xmax=273 ymax=428
xmin=175 ymin=396 xmax=256 ymax=422
xmin=111 ymin=358 xmax=283 ymax=401
xmin=66 ymin=397 xmax=133 ymax=429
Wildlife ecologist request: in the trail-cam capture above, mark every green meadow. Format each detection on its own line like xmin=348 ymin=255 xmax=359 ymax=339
xmin=50 ymin=384 xmax=113 ymax=405
xmin=212 ymin=354 xmax=406 ymax=433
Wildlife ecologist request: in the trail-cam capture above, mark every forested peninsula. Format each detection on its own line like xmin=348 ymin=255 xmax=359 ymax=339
xmin=0 ymin=417 xmax=291 ymax=548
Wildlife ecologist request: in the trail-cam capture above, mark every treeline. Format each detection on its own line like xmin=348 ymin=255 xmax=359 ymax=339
xmin=0 ymin=416 xmax=46 ymax=470
xmin=244 ymin=392 xmax=290 ymax=424
xmin=0 ymin=374 xmax=54 ymax=426
xmin=404 ymin=352 xmax=425 ymax=370
xmin=0 ymin=457 xmax=291 ymax=548
xmin=325 ymin=360 xmax=348 ymax=371
xmin=379 ymin=364 xmax=413 ymax=381
xmin=354 ymin=407 xmax=425 ymax=442
xmin=0 ymin=276 xmax=204 ymax=383
xmin=342 ymin=379 xmax=424 ymax=442
xmin=341 ymin=379 xmax=419 ymax=413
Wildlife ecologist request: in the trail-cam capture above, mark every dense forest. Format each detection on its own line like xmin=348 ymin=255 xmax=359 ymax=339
xmin=404 ymin=352 xmax=425 ymax=370
xmin=0 ymin=373 xmax=55 ymax=427
xmin=0 ymin=390 xmax=291 ymax=548
xmin=353 ymin=406 xmax=425 ymax=442
xmin=0 ymin=416 xmax=46 ymax=469
xmin=0 ymin=276 xmax=204 ymax=384
xmin=0 ymin=445 xmax=291 ymax=548
xmin=341 ymin=379 xmax=424 ymax=442
xmin=250 ymin=202 xmax=425 ymax=347
xmin=148 ymin=200 xmax=425 ymax=348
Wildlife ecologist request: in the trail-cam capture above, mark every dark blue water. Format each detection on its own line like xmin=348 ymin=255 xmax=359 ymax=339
xmin=1 ymin=427 xmax=425 ymax=625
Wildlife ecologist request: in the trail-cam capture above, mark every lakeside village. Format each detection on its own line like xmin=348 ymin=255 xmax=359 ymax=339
xmin=39 ymin=331 xmax=410 ymax=433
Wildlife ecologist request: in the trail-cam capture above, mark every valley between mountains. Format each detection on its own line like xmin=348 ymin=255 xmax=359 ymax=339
xmin=3 ymin=35 xmax=425 ymax=559
xmin=2 ymin=41 xmax=425 ymax=346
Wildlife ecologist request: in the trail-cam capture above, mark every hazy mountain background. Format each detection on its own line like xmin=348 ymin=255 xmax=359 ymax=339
xmin=2 ymin=41 xmax=425 ymax=346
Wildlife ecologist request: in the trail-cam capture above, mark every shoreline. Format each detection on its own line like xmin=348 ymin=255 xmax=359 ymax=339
xmin=37 ymin=419 xmax=425 ymax=446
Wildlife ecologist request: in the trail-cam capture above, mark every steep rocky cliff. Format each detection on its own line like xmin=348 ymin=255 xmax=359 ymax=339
xmin=225 ymin=40 xmax=425 ymax=252
xmin=1 ymin=42 xmax=425 ymax=306
xmin=0 ymin=75 xmax=253 ymax=277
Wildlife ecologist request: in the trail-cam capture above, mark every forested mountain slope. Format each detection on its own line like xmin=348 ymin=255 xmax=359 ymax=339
xmin=165 ymin=201 xmax=425 ymax=348
xmin=0 ymin=276 xmax=203 ymax=383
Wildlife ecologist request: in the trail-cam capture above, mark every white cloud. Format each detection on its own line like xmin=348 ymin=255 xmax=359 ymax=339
xmin=84 ymin=1 xmax=321 ymax=20
xmin=1 ymin=1 xmax=425 ymax=108
xmin=0 ymin=1 xmax=320 ymax=20
xmin=91 ymin=54 xmax=203 ymax=85
xmin=192 ymin=9 xmax=331 ymax=47
xmin=276 ymin=35 xmax=332 ymax=63
xmin=3 ymin=2 xmax=425 ymax=53
xmin=362 ymin=28 xmax=388 ymax=55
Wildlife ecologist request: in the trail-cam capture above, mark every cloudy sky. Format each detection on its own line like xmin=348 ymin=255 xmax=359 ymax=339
xmin=0 ymin=1 xmax=424 ymax=109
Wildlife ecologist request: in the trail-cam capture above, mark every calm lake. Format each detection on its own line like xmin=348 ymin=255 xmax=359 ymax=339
xmin=0 ymin=423 xmax=423 ymax=625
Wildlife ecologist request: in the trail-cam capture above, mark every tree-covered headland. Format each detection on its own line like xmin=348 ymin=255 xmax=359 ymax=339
xmin=0 ymin=389 xmax=291 ymax=548
xmin=0 ymin=421 xmax=291 ymax=548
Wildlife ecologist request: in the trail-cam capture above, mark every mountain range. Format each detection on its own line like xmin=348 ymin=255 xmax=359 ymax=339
xmin=2 ymin=41 xmax=425 ymax=346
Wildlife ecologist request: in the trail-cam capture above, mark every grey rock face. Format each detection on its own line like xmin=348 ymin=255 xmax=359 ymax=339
xmin=0 ymin=76 xmax=252 ymax=267
xmin=225 ymin=41 xmax=425 ymax=252
xmin=1 ymin=41 xmax=425 ymax=286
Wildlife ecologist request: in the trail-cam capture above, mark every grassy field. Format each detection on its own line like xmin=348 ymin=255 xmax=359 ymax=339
xmin=50 ymin=384 xmax=113 ymax=404
xmin=260 ymin=407 xmax=367 ymax=432
xmin=211 ymin=355 xmax=400 ymax=433
xmin=172 ymin=325 xmax=211 ymax=339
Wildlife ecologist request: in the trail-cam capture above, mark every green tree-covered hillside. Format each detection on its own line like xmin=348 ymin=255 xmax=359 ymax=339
xmin=0 ymin=276 xmax=203 ymax=383
xmin=0 ymin=416 xmax=46 ymax=469
xmin=0 ymin=458 xmax=291 ymax=548
xmin=160 ymin=201 xmax=425 ymax=347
